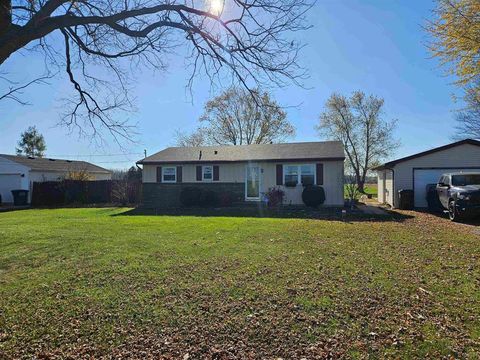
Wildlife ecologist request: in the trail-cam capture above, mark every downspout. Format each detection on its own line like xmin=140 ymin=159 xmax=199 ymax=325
xmin=388 ymin=167 xmax=395 ymax=208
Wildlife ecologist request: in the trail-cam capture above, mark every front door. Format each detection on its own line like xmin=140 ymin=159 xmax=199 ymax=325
xmin=246 ymin=166 xmax=260 ymax=200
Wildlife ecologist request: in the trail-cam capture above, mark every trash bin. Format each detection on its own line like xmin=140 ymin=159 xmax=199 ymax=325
xmin=398 ymin=189 xmax=414 ymax=210
xmin=426 ymin=184 xmax=442 ymax=212
xmin=11 ymin=190 xmax=29 ymax=206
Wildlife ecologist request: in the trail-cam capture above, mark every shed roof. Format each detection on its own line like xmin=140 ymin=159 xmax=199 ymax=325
xmin=373 ymin=139 xmax=480 ymax=170
xmin=0 ymin=154 xmax=111 ymax=174
xmin=137 ymin=141 xmax=345 ymax=164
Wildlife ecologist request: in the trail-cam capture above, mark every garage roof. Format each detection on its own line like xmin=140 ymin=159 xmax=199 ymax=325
xmin=137 ymin=141 xmax=345 ymax=165
xmin=373 ymin=139 xmax=480 ymax=170
xmin=0 ymin=154 xmax=111 ymax=174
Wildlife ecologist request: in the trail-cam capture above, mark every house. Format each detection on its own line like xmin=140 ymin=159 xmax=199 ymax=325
xmin=0 ymin=154 xmax=112 ymax=204
xmin=374 ymin=139 xmax=480 ymax=208
xmin=136 ymin=141 xmax=345 ymax=207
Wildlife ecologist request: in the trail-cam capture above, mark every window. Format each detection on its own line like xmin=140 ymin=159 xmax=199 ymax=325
xmin=202 ymin=166 xmax=213 ymax=181
xmin=284 ymin=164 xmax=315 ymax=187
xmin=162 ymin=167 xmax=176 ymax=183
xmin=300 ymin=165 xmax=315 ymax=186
xmin=452 ymin=174 xmax=480 ymax=186
xmin=284 ymin=165 xmax=299 ymax=186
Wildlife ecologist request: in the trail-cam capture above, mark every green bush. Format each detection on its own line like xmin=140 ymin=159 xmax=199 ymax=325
xmin=180 ymin=187 xmax=218 ymax=207
xmin=180 ymin=187 xmax=203 ymax=207
xmin=302 ymin=185 xmax=326 ymax=207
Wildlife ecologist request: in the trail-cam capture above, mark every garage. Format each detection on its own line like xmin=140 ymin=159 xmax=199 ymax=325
xmin=374 ymin=139 xmax=480 ymax=208
xmin=0 ymin=174 xmax=22 ymax=203
xmin=413 ymin=168 xmax=480 ymax=208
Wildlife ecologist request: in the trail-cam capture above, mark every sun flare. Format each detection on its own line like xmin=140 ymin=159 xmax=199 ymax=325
xmin=209 ymin=0 xmax=224 ymax=15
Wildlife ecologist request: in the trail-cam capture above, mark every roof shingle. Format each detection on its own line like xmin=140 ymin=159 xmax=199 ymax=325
xmin=0 ymin=154 xmax=111 ymax=174
xmin=137 ymin=141 xmax=345 ymax=164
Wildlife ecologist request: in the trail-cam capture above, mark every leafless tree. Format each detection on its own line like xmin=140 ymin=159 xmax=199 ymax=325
xmin=454 ymin=82 xmax=480 ymax=140
xmin=174 ymin=127 xmax=208 ymax=147
xmin=317 ymin=91 xmax=399 ymax=192
xmin=175 ymin=87 xmax=295 ymax=146
xmin=0 ymin=0 xmax=312 ymax=142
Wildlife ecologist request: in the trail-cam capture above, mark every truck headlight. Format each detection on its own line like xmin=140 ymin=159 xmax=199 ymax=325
xmin=458 ymin=194 xmax=470 ymax=201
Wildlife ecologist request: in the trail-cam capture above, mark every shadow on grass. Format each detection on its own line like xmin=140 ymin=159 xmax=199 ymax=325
xmin=113 ymin=206 xmax=414 ymax=223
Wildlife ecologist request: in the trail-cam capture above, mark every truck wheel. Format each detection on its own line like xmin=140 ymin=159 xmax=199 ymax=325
xmin=448 ymin=200 xmax=462 ymax=222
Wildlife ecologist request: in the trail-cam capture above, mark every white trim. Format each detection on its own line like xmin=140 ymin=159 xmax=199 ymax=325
xmin=162 ymin=166 xmax=177 ymax=183
xmin=282 ymin=163 xmax=316 ymax=187
xmin=245 ymin=164 xmax=261 ymax=201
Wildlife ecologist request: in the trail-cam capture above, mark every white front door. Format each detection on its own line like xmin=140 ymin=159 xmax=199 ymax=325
xmin=245 ymin=165 xmax=261 ymax=200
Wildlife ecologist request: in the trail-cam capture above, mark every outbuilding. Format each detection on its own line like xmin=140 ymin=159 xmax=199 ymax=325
xmin=0 ymin=154 xmax=112 ymax=204
xmin=374 ymin=139 xmax=480 ymax=208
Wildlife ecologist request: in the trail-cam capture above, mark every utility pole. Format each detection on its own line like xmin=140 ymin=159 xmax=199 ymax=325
xmin=144 ymin=149 xmax=147 ymax=158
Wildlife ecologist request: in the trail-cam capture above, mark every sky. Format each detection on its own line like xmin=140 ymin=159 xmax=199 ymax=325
xmin=0 ymin=0 xmax=464 ymax=169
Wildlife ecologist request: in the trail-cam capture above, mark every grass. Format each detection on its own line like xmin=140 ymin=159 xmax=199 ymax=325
xmin=344 ymin=183 xmax=378 ymax=199
xmin=0 ymin=208 xmax=479 ymax=358
xmin=363 ymin=183 xmax=378 ymax=198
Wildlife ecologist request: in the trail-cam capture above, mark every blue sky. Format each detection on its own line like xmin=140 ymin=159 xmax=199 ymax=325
xmin=0 ymin=0 xmax=462 ymax=169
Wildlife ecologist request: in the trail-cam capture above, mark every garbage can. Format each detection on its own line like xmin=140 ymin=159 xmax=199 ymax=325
xmin=398 ymin=189 xmax=414 ymax=210
xmin=426 ymin=184 xmax=442 ymax=212
xmin=11 ymin=190 xmax=29 ymax=206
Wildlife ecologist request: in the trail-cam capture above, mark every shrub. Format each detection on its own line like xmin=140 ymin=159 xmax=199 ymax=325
xmin=302 ymin=185 xmax=326 ymax=207
xmin=201 ymin=189 xmax=218 ymax=207
xmin=218 ymin=192 xmax=234 ymax=207
xmin=180 ymin=187 xmax=218 ymax=207
xmin=265 ymin=187 xmax=285 ymax=207
xmin=180 ymin=187 xmax=203 ymax=207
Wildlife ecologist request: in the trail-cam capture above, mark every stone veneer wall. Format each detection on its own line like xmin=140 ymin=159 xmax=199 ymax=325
xmin=142 ymin=183 xmax=245 ymax=208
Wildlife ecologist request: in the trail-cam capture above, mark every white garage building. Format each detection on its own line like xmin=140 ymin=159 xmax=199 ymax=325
xmin=0 ymin=154 xmax=112 ymax=204
xmin=374 ymin=139 xmax=480 ymax=208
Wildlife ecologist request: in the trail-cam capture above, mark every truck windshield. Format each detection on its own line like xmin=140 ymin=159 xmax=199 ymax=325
xmin=451 ymin=174 xmax=480 ymax=186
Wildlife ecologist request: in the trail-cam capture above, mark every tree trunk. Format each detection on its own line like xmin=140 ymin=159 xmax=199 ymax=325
xmin=0 ymin=0 xmax=11 ymax=36
xmin=357 ymin=181 xmax=365 ymax=193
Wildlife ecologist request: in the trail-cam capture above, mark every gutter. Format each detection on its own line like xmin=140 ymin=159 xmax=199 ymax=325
xmin=136 ymin=157 xmax=346 ymax=165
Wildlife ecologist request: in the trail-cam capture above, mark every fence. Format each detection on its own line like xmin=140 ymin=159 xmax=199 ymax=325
xmin=31 ymin=180 xmax=142 ymax=206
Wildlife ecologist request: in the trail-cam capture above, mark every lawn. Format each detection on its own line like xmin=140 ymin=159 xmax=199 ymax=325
xmin=343 ymin=183 xmax=378 ymax=199
xmin=363 ymin=184 xmax=378 ymax=198
xmin=0 ymin=208 xmax=479 ymax=358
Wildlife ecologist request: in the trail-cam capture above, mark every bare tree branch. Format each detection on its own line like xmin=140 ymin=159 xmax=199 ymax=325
xmin=0 ymin=0 xmax=313 ymax=143
xmin=317 ymin=91 xmax=400 ymax=192
xmin=0 ymin=71 xmax=52 ymax=105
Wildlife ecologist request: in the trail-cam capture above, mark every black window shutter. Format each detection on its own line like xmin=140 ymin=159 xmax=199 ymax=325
xmin=156 ymin=166 xmax=162 ymax=183
xmin=196 ymin=166 xmax=202 ymax=181
xmin=177 ymin=166 xmax=182 ymax=183
xmin=276 ymin=164 xmax=283 ymax=185
xmin=316 ymin=163 xmax=324 ymax=185
xmin=213 ymin=165 xmax=219 ymax=181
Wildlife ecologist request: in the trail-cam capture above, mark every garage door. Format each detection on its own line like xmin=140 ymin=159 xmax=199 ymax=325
xmin=413 ymin=168 xmax=480 ymax=208
xmin=0 ymin=174 xmax=22 ymax=203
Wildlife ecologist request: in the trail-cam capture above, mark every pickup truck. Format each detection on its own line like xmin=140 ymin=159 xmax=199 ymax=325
xmin=436 ymin=172 xmax=480 ymax=221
